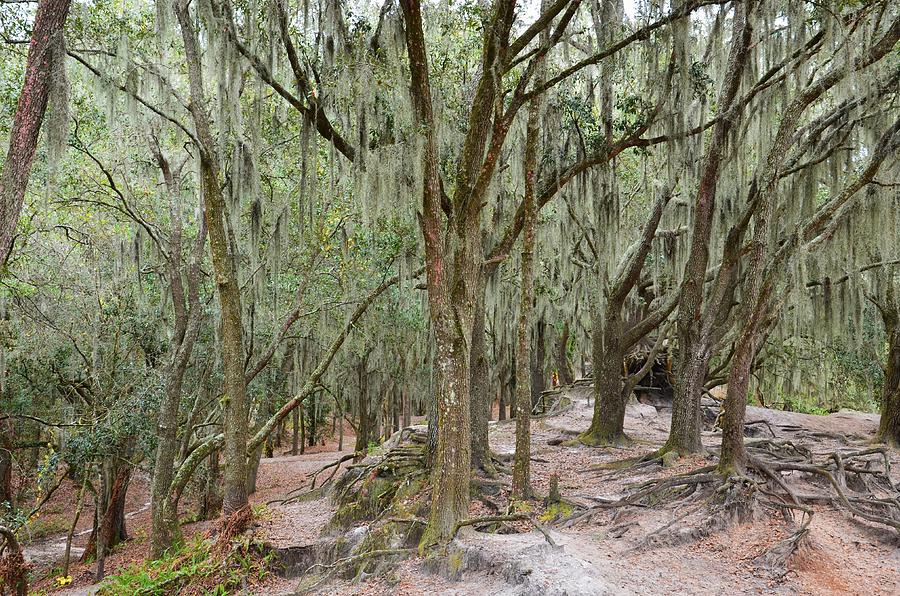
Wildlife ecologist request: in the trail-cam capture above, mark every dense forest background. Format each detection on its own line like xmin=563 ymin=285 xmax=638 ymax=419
xmin=0 ymin=0 xmax=898 ymax=593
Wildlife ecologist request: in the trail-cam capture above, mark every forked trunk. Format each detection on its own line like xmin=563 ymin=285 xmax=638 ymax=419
xmin=82 ymin=466 xmax=131 ymax=561
xmin=666 ymin=0 xmax=751 ymax=456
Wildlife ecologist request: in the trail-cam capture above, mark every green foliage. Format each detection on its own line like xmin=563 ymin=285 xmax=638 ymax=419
xmin=99 ymin=536 xmax=273 ymax=596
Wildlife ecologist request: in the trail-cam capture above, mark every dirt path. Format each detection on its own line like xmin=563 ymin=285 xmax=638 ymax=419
xmin=264 ymin=387 xmax=900 ymax=596
xmin=37 ymin=436 xmax=357 ymax=595
xmin=32 ymin=393 xmax=900 ymax=596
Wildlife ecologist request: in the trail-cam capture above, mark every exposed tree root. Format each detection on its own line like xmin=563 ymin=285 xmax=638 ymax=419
xmin=752 ymin=502 xmax=813 ymax=577
xmin=560 ymin=439 xmax=899 ymax=579
xmin=296 ymin=548 xmax=416 ymax=594
xmin=209 ymin=504 xmax=254 ymax=555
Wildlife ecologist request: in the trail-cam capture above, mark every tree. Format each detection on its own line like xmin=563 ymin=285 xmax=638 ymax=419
xmin=665 ymin=0 xmax=753 ymax=456
xmin=511 ymin=57 xmax=543 ymax=500
xmin=0 ymin=0 xmax=72 ymax=262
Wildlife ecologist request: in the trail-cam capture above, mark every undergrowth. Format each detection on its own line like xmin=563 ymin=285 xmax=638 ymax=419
xmin=99 ymin=533 xmax=273 ymax=596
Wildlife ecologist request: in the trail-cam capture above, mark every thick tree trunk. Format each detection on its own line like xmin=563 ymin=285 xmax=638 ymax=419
xmin=582 ymin=312 xmax=629 ymax=445
xmin=878 ymin=310 xmax=900 ymax=446
xmin=426 ymin=323 xmax=473 ymax=541
xmin=0 ymin=0 xmax=72 ymax=261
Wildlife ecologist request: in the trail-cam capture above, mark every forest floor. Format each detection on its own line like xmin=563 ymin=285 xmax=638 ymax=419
xmin=28 ymin=386 xmax=900 ymax=595
xmin=24 ymin=434 xmax=359 ymax=594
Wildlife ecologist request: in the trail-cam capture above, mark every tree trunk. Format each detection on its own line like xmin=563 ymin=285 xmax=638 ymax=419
xmin=0 ymin=0 xmax=72 ymax=261
xmin=498 ymin=386 xmax=507 ymax=421
xmin=581 ymin=311 xmax=628 ymax=445
xmin=175 ymin=1 xmax=249 ymax=517
xmin=300 ymin=406 xmax=306 ymax=455
xmin=556 ymin=322 xmax=574 ymax=386
xmin=392 ymin=386 xmax=400 ymax=433
xmin=530 ymin=318 xmax=546 ymax=407
xmin=149 ymin=378 xmax=184 ymax=557
xmin=719 ymin=333 xmax=756 ymax=473
xmin=0 ymin=525 xmax=28 ymax=596
xmin=308 ymin=392 xmax=318 ymax=447
xmin=470 ymin=277 xmax=493 ymax=471
xmin=425 ymin=321 xmax=473 ymax=542
xmin=878 ymin=308 xmax=900 ymax=446
xmin=508 ymin=350 xmax=517 ymax=419
xmin=291 ymin=407 xmax=299 ymax=455
xmin=204 ymin=159 xmax=249 ymax=515
xmin=666 ymin=0 xmax=751 ymax=456
xmin=400 ymin=0 xmax=515 ymax=543
xmin=0 ymin=420 xmax=13 ymax=510
xmin=512 ymin=80 xmax=541 ymax=500
xmin=355 ymin=360 xmax=371 ymax=453
xmin=246 ymin=446 xmax=262 ymax=494
xmin=82 ymin=466 xmax=131 ymax=561
xmin=148 ymin=148 xmax=206 ymax=559
xmin=200 ymin=451 xmax=222 ymax=520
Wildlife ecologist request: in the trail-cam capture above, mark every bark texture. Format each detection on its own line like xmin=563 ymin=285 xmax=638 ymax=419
xmin=0 ymin=0 xmax=72 ymax=261
xmin=667 ymin=0 xmax=752 ymax=456
xmin=512 ymin=72 xmax=542 ymax=499
xmin=879 ymin=305 xmax=900 ymax=446
xmin=175 ymin=0 xmax=250 ymax=516
xmin=149 ymin=148 xmax=206 ymax=558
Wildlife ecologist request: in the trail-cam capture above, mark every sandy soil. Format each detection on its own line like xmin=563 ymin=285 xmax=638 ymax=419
xmin=26 ymin=431 xmax=357 ymax=594
xmin=262 ymin=385 xmax=900 ymax=596
xmin=25 ymin=388 xmax=900 ymax=596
